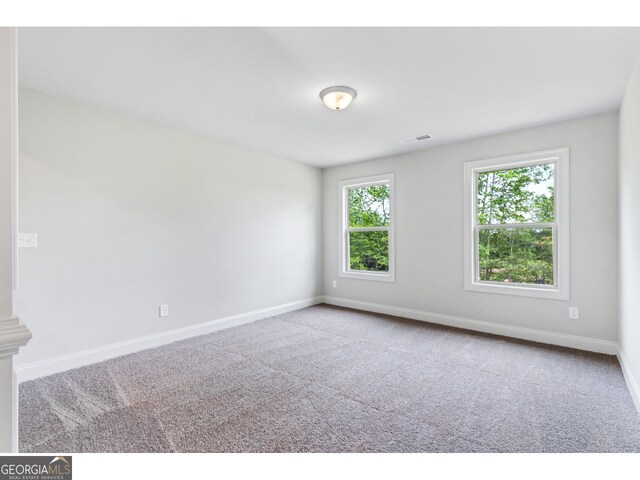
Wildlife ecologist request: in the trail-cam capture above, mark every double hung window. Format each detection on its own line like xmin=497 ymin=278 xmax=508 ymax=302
xmin=339 ymin=174 xmax=395 ymax=282
xmin=464 ymin=148 xmax=569 ymax=299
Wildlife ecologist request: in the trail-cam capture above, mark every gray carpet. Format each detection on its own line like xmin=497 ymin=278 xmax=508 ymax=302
xmin=19 ymin=304 xmax=640 ymax=452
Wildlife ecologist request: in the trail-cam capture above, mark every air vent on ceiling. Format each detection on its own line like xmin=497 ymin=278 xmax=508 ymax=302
xmin=400 ymin=134 xmax=431 ymax=144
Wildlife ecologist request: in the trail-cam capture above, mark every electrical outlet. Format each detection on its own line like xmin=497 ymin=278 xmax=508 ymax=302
xmin=159 ymin=304 xmax=169 ymax=317
xmin=569 ymin=307 xmax=580 ymax=320
xmin=332 ymin=280 xmax=337 ymax=288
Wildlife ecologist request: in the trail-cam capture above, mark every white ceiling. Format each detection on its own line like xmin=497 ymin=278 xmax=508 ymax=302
xmin=17 ymin=27 xmax=640 ymax=168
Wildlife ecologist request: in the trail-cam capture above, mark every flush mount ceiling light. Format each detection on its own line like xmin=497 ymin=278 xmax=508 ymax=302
xmin=319 ymin=86 xmax=357 ymax=111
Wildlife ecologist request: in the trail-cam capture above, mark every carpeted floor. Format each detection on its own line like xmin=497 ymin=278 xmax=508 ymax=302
xmin=19 ymin=304 xmax=640 ymax=452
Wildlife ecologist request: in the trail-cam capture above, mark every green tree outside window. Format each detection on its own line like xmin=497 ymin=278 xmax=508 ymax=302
xmin=476 ymin=163 xmax=555 ymax=285
xmin=347 ymin=184 xmax=390 ymax=272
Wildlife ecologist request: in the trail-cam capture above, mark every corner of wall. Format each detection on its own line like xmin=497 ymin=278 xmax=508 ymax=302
xmin=618 ymin=349 xmax=640 ymax=412
xmin=617 ymin=52 xmax=640 ymax=412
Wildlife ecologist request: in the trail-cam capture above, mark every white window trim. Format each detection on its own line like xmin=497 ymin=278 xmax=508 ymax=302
xmin=339 ymin=173 xmax=395 ymax=282
xmin=463 ymin=148 xmax=570 ymax=300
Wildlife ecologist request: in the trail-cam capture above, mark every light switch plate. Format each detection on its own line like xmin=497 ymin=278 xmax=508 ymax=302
xmin=18 ymin=233 xmax=38 ymax=248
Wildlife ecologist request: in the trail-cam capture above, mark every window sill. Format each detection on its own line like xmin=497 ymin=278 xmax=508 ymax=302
xmin=465 ymin=280 xmax=568 ymax=300
xmin=339 ymin=270 xmax=395 ymax=283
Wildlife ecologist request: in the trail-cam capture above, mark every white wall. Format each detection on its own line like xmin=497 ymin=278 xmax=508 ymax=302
xmin=619 ymin=55 xmax=640 ymax=407
xmin=0 ymin=27 xmax=31 ymax=454
xmin=0 ymin=29 xmax=14 ymax=320
xmin=323 ymin=113 xmax=619 ymax=346
xmin=0 ymin=26 xmax=16 ymax=454
xmin=14 ymin=88 xmax=322 ymax=366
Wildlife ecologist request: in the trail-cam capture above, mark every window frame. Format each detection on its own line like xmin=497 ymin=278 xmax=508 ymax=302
xmin=339 ymin=173 xmax=395 ymax=282
xmin=463 ymin=148 xmax=570 ymax=300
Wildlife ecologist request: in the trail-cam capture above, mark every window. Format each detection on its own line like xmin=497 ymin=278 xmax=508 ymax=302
xmin=339 ymin=174 xmax=395 ymax=282
xmin=464 ymin=148 xmax=569 ymax=299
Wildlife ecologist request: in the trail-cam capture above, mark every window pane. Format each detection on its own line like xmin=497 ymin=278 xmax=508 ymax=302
xmin=348 ymin=184 xmax=390 ymax=228
xmin=477 ymin=163 xmax=554 ymax=224
xmin=349 ymin=231 xmax=389 ymax=272
xmin=478 ymin=228 xmax=553 ymax=285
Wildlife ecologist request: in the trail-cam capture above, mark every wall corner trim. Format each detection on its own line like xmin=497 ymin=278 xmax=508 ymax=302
xmin=0 ymin=316 xmax=32 ymax=359
xmin=618 ymin=349 xmax=640 ymax=413
xmin=321 ymin=296 xmax=618 ymax=355
xmin=16 ymin=296 xmax=323 ymax=382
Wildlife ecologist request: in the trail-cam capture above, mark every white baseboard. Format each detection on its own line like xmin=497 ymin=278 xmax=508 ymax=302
xmin=15 ymin=294 xmax=622 ymax=382
xmin=322 ymin=296 xmax=619 ymax=355
xmin=16 ymin=296 xmax=323 ymax=383
xmin=618 ymin=349 xmax=640 ymax=412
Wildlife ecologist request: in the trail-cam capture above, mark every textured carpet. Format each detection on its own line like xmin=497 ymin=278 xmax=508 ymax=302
xmin=19 ymin=304 xmax=640 ymax=452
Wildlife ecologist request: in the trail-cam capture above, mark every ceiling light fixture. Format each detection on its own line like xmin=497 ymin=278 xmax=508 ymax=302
xmin=319 ymin=86 xmax=357 ymax=111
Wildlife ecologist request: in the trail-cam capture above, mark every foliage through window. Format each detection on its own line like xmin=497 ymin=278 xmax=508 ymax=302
xmin=476 ymin=163 xmax=555 ymax=286
xmin=464 ymin=148 xmax=569 ymax=300
xmin=340 ymin=175 xmax=394 ymax=281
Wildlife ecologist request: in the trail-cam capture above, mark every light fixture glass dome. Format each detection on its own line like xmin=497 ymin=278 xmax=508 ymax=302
xmin=320 ymin=86 xmax=357 ymax=111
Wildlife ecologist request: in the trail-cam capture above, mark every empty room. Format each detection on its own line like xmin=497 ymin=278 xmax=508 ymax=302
xmin=3 ymin=24 xmax=640 ymax=462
